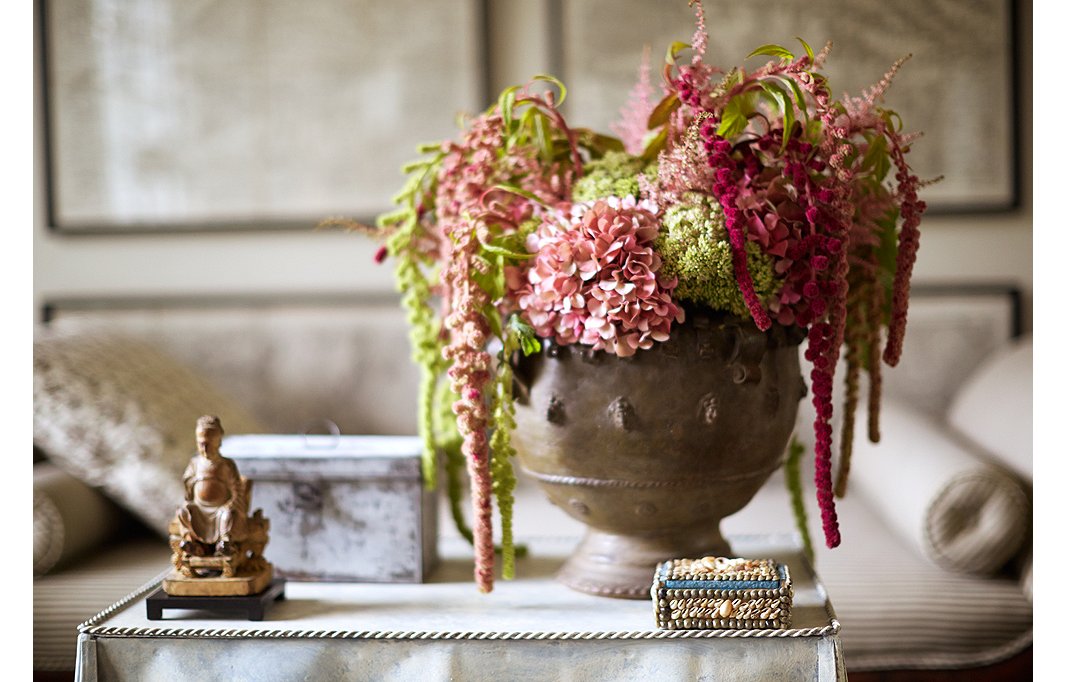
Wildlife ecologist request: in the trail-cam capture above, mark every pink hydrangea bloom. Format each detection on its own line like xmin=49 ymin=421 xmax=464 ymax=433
xmin=516 ymin=197 xmax=684 ymax=357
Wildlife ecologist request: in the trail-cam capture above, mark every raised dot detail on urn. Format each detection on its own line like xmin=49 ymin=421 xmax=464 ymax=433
xmin=546 ymin=395 xmax=566 ymax=425
xmin=635 ymin=502 xmax=657 ymax=517
xmin=568 ymin=499 xmax=590 ymax=516
xmin=698 ymin=393 xmax=719 ymax=426
xmin=607 ymin=397 xmax=636 ymax=431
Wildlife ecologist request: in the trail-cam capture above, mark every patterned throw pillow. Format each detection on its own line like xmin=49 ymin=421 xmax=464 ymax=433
xmin=33 ymin=330 xmax=266 ymax=535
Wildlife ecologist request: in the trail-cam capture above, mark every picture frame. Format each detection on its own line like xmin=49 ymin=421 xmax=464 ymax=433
xmin=40 ymin=0 xmax=490 ymax=234
xmin=549 ymin=0 xmax=1019 ymax=213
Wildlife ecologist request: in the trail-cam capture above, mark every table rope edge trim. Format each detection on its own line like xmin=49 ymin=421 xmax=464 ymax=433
xmin=79 ymin=624 xmax=840 ymax=640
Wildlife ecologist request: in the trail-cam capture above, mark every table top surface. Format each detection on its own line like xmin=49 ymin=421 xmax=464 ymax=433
xmin=81 ymin=533 xmax=839 ymax=641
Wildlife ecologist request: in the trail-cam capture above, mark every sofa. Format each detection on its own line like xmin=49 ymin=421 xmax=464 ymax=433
xmin=32 ymin=285 xmax=1032 ymax=680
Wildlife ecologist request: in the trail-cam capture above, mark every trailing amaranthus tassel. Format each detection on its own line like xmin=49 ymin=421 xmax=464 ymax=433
xmin=441 ymin=255 xmax=496 ymax=591
xmin=866 ymin=284 xmax=884 ymax=443
xmin=883 ymin=132 xmax=925 ymax=366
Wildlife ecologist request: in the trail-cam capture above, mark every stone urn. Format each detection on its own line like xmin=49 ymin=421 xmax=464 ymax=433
xmin=510 ymin=308 xmax=806 ymax=599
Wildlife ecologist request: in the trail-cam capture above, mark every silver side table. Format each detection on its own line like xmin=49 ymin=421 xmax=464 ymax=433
xmin=76 ymin=534 xmax=845 ymax=681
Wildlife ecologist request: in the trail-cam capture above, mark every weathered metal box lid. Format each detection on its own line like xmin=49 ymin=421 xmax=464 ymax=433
xmin=652 ymin=556 xmax=793 ymax=630
xmin=222 ymin=434 xmax=424 ymax=479
xmin=222 ymin=434 xmax=437 ymax=583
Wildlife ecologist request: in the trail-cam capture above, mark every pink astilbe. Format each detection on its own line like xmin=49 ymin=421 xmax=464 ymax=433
xmin=611 ymin=46 xmax=657 ymax=156
xmin=653 ymin=115 xmax=715 ymax=206
xmin=517 ymin=197 xmax=684 ymax=357
xmin=690 ymin=0 xmax=708 ymax=62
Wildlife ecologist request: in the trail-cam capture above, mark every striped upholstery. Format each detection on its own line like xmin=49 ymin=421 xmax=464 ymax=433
xmin=813 ymin=493 xmax=1032 ymax=671
xmin=33 ymin=539 xmax=169 ymax=672
xmin=725 ymin=474 xmax=1033 ymax=672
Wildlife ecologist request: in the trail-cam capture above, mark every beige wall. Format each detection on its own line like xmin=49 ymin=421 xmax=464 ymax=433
xmin=34 ymin=0 xmax=1032 ymax=329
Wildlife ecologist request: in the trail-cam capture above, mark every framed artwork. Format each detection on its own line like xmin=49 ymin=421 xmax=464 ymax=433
xmin=41 ymin=0 xmax=489 ymax=233
xmin=42 ymin=293 xmax=420 ymax=435
xmin=551 ymin=0 xmax=1018 ymax=213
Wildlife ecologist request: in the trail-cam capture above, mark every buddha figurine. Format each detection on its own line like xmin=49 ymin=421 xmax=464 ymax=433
xmin=177 ymin=415 xmax=247 ymax=557
xmin=165 ymin=415 xmax=272 ymax=596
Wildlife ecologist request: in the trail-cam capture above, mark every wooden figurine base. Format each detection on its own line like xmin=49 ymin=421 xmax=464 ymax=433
xmin=147 ymin=578 xmax=286 ymax=621
xmin=163 ymin=565 xmax=274 ymax=597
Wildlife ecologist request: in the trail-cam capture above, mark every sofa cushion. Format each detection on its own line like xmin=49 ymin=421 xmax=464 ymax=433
xmin=33 ymin=330 xmax=266 ymax=535
xmin=33 ymin=462 xmax=128 ymax=576
xmin=845 ymin=400 xmax=1029 ymax=576
xmin=947 ymin=335 xmax=1032 ymax=481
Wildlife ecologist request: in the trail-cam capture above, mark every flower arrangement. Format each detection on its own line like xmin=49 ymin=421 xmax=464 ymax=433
xmin=360 ymin=1 xmax=928 ymax=593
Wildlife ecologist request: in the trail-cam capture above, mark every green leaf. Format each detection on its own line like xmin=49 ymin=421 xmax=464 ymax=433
xmin=484 ymin=305 xmax=504 ymax=340
xmin=640 ymin=126 xmax=669 ymax=162
xmin=716 ymin=97 xmax=748 ymax=138
xmin=884 ymin=109 xmax=904 ymax=135
xmin=761 ymin=80 xmax=796 ymax=149
xmin=478 ymin=237 xmax=533 ymax=261
xmin=533 ymin=113 xmax=550 ymax=159
xmin=499 ymin=86 xmax=518 ymax=129
xmin=470 ymin=256 xmax=503 ymax=301
xmin=860 ymin=134 xmax=890 ymax=181
xmin=491 ymin=183 xmax=546 ymax=207
xmin=747 ymin=44 xmax=795 ymax=61
xmin=416 ymin=142 xmax=442 ymax=154
xmin=531 ymin=74 xmax=567 ymax=105
xmin=796 ymin=37 xmax=815 ymax=62
xmin=776 ymin=75 xmax=807 ymax=115
xmin=574 ymin=128 xmax=626 ymax=156
xmin=647 ymin=93 xmax=680 ymax=130
xmin=665 ymin=41 xmax=691 ymax=65
xmin=508 ymin=315 xmax=542 ymax=356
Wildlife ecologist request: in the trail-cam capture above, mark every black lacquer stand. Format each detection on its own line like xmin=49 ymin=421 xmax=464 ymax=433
xmin=146 ymin=578 xmax=286 ymax=621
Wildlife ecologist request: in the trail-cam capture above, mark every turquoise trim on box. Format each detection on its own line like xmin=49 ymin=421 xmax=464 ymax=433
xmin=657 ymin=561 xmax=783 ymax=590
xmin=663 ymin=579 xmax=781 ymax=590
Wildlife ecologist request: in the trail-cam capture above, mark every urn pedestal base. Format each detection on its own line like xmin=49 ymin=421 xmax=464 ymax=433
xmin=556 ymin=527 xmax=732 ymax=600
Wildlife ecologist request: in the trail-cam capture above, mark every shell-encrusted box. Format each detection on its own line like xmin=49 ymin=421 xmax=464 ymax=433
xmin=222 ymin=435 xmax=437 ymax=583
xmin=652 ymin=556 xmax=792 ymax=630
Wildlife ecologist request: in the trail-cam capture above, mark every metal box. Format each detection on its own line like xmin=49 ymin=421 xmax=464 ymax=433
xmin=222 ymin=435 xmax=437 ymax=582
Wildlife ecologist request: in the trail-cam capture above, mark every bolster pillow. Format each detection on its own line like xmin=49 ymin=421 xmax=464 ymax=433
xmin=847 ymin=399 xmax=1029 ymax=576
xmin=33 ymin=462 xmax=127 ymax=576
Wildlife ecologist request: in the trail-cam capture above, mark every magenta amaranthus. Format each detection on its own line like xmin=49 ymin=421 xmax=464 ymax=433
xmin=368 ymin=0 xmax=927 ymax=591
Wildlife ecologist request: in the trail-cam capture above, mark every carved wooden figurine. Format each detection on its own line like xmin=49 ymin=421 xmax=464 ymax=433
xmin=163 ymin=415 xmax=273 ymax=596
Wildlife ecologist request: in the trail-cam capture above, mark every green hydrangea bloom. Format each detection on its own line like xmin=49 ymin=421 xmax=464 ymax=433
xmin=572 ymin=151 xmax=648 ymax=202
xmin=656 ymin=195 xmax=780 ymax=316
